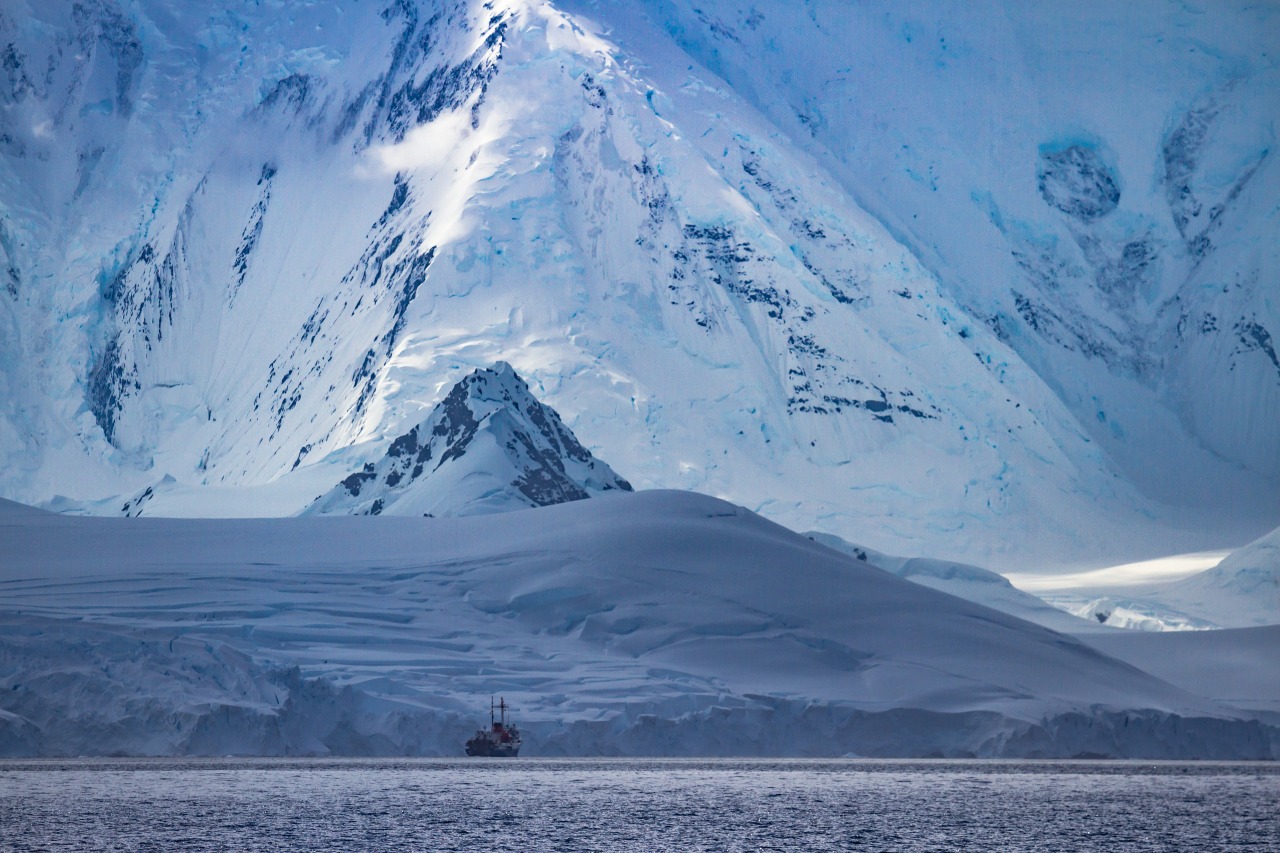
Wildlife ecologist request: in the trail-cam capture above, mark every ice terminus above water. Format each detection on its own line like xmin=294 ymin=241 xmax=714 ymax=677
xmin=3 ymin=490 xmax=1277 ymax=758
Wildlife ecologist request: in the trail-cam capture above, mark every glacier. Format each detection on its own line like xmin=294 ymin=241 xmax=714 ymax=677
xmin=991 ymin=523 xmax=1280 ymax=632
xmin=1085 ymin=625 xmax=1280 ymax=722
xmin=3 ymin=493 xmax=1277 ymax=758
xmin=1146 ymin=525 xmax=1280 ymax=629
xmin=606 ymin=0 xmax=1280 ymax=517
xmin=1046 ymin=525 xmax=1280 ymax=631
xmin=806 ymin=531 xmax=1104 ymax=635
xmin=0 ymin=0 xmax=1275 ymax=571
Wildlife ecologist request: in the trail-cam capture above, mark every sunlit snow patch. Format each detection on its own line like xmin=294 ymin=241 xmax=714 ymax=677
xmin=1008 ymin=552 xmax=1229 ymax=592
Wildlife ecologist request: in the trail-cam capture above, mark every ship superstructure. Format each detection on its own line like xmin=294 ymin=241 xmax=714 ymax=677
xmin=464 ymin=697 xmax=521 ymax=757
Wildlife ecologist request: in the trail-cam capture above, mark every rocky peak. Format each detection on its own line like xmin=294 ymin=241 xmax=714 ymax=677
xmin=307 ymin=363 xmax=632 ymax=517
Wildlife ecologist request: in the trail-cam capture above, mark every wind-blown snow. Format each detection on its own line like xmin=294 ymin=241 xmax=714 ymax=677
xmin=3 ymin=492 xmax=1275 ymax=757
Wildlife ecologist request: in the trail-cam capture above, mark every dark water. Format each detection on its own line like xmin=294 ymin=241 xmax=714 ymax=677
xmin=2 ymin=759 xmax=1277 ymax=851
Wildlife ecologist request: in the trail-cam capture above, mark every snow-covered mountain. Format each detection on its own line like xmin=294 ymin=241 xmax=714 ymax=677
xmin=306 ymin=362 xmax=630 ymax=517
xmin=1017 ymin=527 xmax=1280 ymax=630
xmin=808 ymin=529 xmax=1276 ymax=633
xmin=611 ymin=0 xmax=1280 ymax=513
xmin=3 ymin=492 xmax=1276 ymax=757
xmin=0 ymin=0 xmax=1276 ymax=569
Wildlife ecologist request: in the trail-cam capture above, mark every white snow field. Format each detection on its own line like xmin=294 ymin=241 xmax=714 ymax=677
xmin=814 ymin=531 xmax=1278 ymax=633
xmin=1141 ymin=526 xmax=1280 ymax=629
xmin=0 ymin=0 xmax=1275 ymax=573
xmin=584 ymin=0 xmax=1280 ymax=537
xmin=2 ymin=493 xmax=1277 ymax=757
xmin=796 ymin=531 xmax=1280 ymax=724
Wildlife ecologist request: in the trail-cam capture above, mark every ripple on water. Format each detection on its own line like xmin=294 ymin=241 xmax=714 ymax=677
xmin=1 ymin=759 xmax=1277 ymax=852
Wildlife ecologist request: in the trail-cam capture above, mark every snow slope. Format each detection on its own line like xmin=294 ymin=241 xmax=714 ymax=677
xmin=0 ymin=0 xmax=1275 ymax=571
xmin=1021 ymin=527 xmax=1279 ymax=630
xmin=805 ymin=532 xmax=1098 ymax=635
xmin=305 ymin=362 xmax=631 ymax=517
xmin=1136 ymin=525 xmax=1280 ymax=629
xmin=1085 ymin=626 xmax=1280 ymax=718
xmin=601 ymin=0 xmax=1280 ymax=518
xmin=807 ymin=530 xmax=1243 ymax=633
xmin=3 ymin=491 xmax=1274 ymax=757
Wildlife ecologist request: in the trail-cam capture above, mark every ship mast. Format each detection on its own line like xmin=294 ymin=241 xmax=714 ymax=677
xmin=488 ymin=695 xmax=512 ymax=731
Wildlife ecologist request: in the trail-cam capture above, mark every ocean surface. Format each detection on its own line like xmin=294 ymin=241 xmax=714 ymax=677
xmin=1 ymin=759 xmax=1276 ymax=851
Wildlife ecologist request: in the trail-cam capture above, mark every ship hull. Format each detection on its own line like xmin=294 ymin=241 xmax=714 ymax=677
xmin=465 ymin=741 xmax=520 ymax=757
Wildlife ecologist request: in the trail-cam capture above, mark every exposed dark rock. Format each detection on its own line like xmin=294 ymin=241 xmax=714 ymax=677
xmin=1235 ymin=319 xmax=1280 ymax=378
xmin=1037 ymin=144 xmax=1120 ymax=221
xmin=308 ymin=363 xmax=631 ymax=517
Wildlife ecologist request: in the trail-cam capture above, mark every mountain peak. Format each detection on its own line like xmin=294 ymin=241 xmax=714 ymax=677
xmin=306 ymin=363 xmax=631 ymax=517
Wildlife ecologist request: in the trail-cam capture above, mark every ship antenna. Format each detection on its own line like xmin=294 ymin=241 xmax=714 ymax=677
xmin=490 ymin=695 xmax=495 ymax=727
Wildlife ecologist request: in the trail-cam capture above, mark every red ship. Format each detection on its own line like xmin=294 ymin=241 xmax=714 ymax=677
xmin=465 ymin=696 xmax=521 ymax=757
